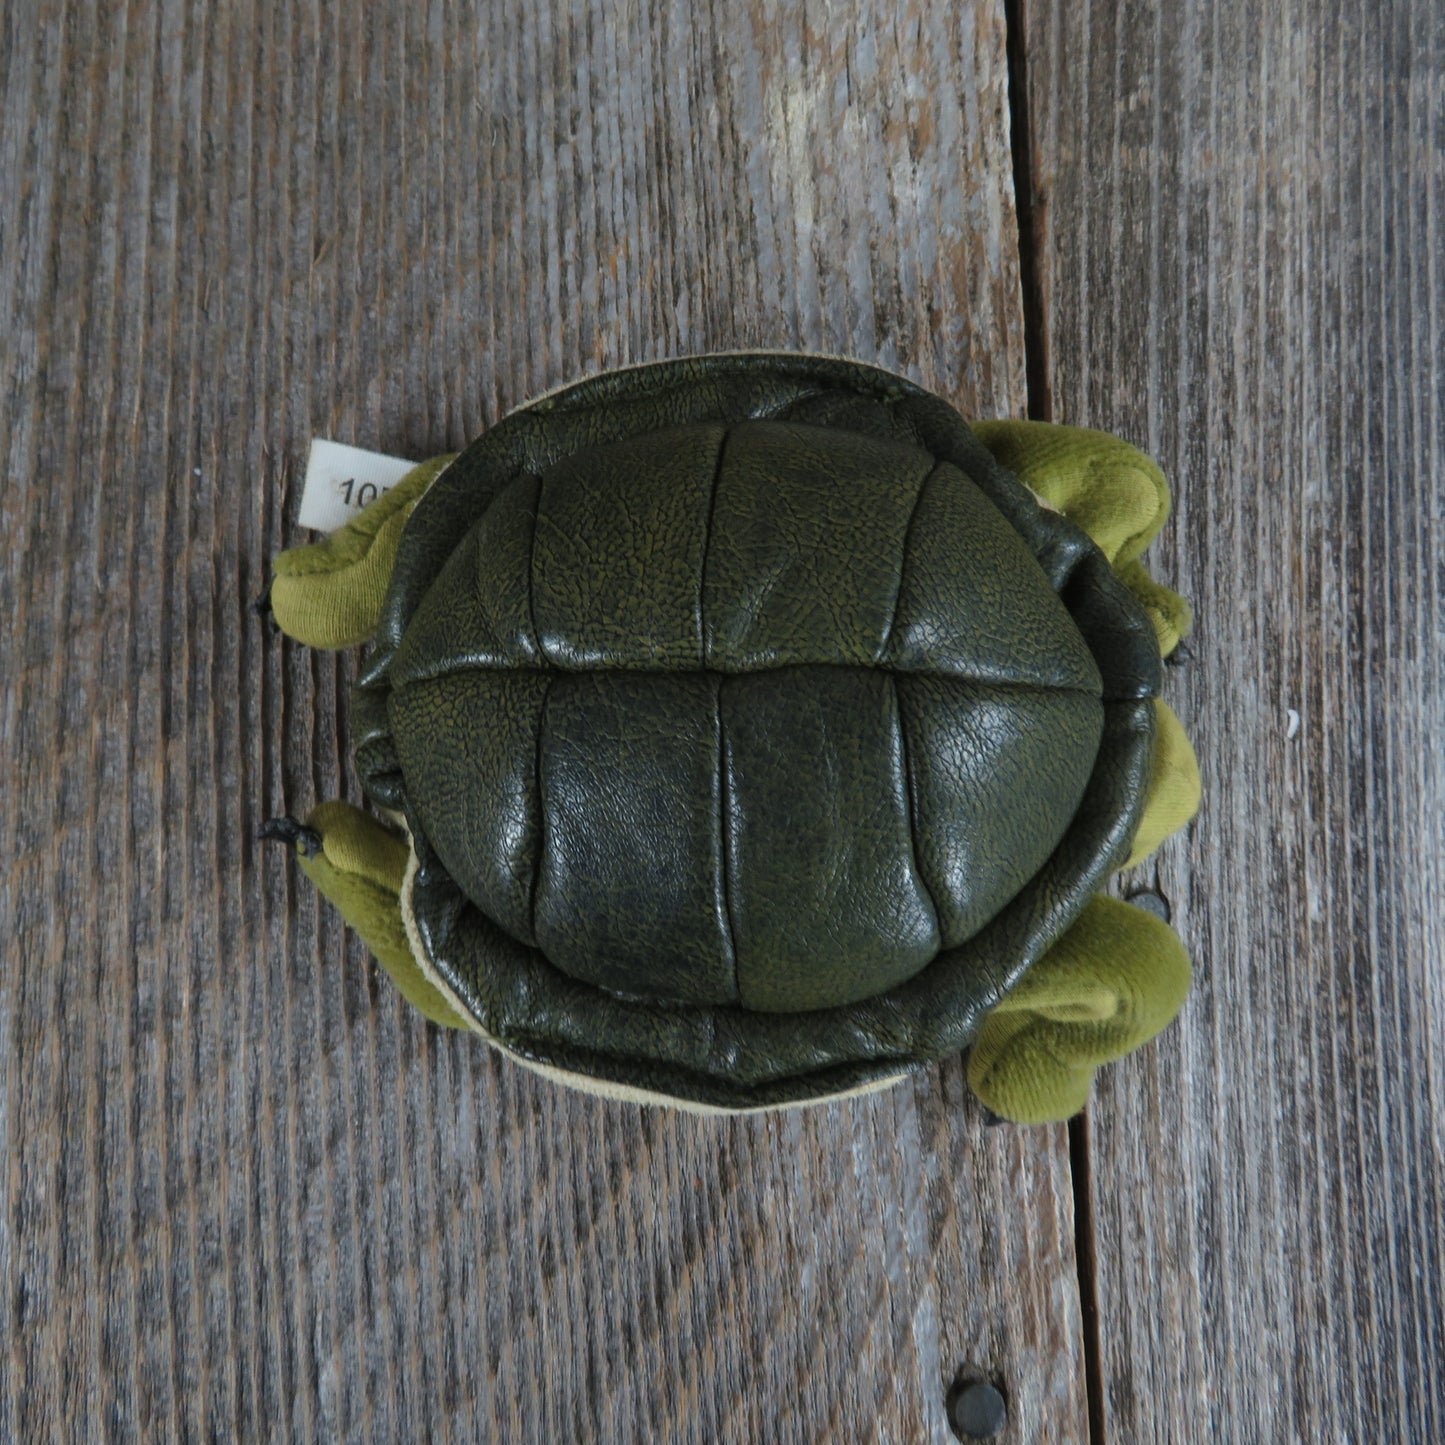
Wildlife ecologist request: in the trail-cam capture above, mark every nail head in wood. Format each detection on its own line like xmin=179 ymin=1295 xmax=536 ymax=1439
xmin=1126 ymin=888 xmax=1172 ymax=924
xmin=948 ymin=1377 xmax=1008 ymax=1439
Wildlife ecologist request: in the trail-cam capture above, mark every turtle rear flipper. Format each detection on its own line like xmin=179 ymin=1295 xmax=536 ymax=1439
xmin=264 ymin=800 xmax=468 ymax=1029
xmin=267 ymin=454 xmax=455 ymax=649
xmin=966 ymin=895 xmax=1192 ymax=1124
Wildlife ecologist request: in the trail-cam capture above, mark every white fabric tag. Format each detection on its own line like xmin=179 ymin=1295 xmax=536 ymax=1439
xmin=298 ymin=439 xmax=418 ymax=532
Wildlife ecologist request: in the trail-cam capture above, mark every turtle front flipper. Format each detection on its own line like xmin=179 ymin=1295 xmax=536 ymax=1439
xmin=267 ymin=454 xmax=456 ymax=648
xmin=262 ymin=800 xmax=468 ymax=1029
xmin=971 ymin=420 xmax=1193 ymax=657
xmin=966 ymin=895 xmax=1192 ymax=1124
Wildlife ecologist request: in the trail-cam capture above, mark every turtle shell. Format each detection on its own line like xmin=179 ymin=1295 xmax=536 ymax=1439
xmin=354 ymin=354 xmax=1161 ymax=1108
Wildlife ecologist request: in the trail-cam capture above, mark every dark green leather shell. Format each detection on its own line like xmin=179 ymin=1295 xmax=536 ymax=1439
xmin=354 ymin=355 xmax=1160 ymax=1107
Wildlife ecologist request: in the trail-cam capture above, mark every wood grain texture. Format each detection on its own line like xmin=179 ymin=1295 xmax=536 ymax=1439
xmin=1024 ymin=0 xmax=1445 ymax=1439
xmin=0 ymin=1 xmax=1092 ymax=1440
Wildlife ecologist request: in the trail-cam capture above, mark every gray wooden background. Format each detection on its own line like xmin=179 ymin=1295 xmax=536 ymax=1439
xmin=3 ymin=0 xmax=1440 ymax=1441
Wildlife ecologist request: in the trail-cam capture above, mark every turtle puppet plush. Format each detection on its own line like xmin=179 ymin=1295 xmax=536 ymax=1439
xmin=262 ymin=354 xmax=1200 ymax=1122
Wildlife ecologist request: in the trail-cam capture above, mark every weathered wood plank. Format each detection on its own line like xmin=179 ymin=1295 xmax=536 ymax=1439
xmin=1024 ymin=0 xmax=1445 ymax=1438
xmin=1 ymin=1 xmax=1091 ymax=1439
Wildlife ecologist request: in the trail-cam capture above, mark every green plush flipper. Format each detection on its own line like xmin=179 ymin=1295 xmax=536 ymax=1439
xmin=968 ymin=420 xmax=1200 ymax=1120
xmin=967 ymin=895 xmax=1193 ymax=1124
xmin=1115 ymin=558 xmax=1193 ymax=661
xmin=973 ymin=422 xmax=1202 ymax=861
xmin=972 ymin=420 xmax=1194 ymax=656
xmin=269 ymin=455 xmax=455 ymax=648
xmin=275 ymin=800 xmax=468 ymax=1029
xmin=1128 ymin=700 xmax=1202 ymax=867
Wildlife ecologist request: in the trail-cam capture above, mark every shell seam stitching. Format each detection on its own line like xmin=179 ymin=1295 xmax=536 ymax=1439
xmin=527 ymin=473 xmax=548 ymax=943
xmin=891 ymin=673 xmax=944 ymax=950
xmin=528 ymin=674 xmax=551 ymax=945
xmin=697 ymin=423 xmax=730 ymax=662
xmin=699 ymin=427 xmax=742 ymax=1002
xmin=716 ymin=675 xmax=740 ymax=1007
xmin=386 ymin=660 xmax=1103 ymax=696
xmin=879 ymin=457 xmax=941 ymax=662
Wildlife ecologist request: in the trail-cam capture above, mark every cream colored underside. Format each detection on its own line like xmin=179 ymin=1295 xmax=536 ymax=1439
xmin=397 ymin=842 xmax=910 ymax=1115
